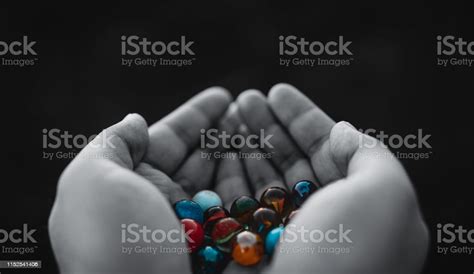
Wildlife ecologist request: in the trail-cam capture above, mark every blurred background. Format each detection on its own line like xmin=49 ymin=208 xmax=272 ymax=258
xmin=1 ymin=1 xmax=473 ymax=273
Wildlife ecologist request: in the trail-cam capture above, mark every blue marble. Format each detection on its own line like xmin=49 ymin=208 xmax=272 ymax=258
xmin=291 ymin=180 xmax=319 ymax=207
xmin=174 ymin=199 xmax=204 ymax=224
xmin=193 ymin=190 xmax=223 ymax=212
xmin=196 ymin=245 xmax=226 ymax=274
xmin=265 ymin=226 xmax=284 ymax=255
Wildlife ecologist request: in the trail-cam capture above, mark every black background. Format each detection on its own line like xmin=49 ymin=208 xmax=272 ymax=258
xmin=1 ymin=1 xmax=473 ymax=273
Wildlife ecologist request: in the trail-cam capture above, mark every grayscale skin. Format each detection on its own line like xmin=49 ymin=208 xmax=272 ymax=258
xmin=49 ymin=83 xmax=429 ymax=274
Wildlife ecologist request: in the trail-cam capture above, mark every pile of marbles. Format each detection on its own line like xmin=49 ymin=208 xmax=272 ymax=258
xmin=173 ymin=180 xmax=320 ymax=274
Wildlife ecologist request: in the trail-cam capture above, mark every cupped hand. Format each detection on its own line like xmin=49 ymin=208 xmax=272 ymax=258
xmin=49 ymin=87 xmax=232 ymax=274
xmin=228 ymin=84 xmax=429 ymax=274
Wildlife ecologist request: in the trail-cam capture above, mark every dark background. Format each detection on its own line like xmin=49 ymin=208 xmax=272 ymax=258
xmin=1 ymin=1 xmax=473 ymax=273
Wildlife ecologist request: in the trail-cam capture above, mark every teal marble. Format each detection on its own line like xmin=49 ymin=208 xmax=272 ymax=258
xmin=265 ymin=226 xmax=284 ymax=255
xmin=193 ymin=190 xmax=223 ymax=212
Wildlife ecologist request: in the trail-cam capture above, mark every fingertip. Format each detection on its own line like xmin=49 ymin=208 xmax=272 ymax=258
xmin=330 ymin=121 xmax=361 ymax=156
xmin=218 ymin=103 xmax=242 ymax=135
xmin=268 ymin=83 xmax=300 ymax=104
xmin=82 ymin=113 xmax=149 ymax=170
xmin=200 ymin=86 xmax=233 ymax=106
xmin=119 ymin=113 xmax=149 ymax=162
xmin=122 ymin=113 xmax=149 ymax=135
xmin=237 ymin=88 xmax=265 ymax=104
xmin=236 ymin=89 xmax=266 ymax=115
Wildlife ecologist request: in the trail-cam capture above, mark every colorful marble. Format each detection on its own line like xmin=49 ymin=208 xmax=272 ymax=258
xmin=251 ymin=208 xmax=282 ymax=237
xmin=193 ymin=190 xmax=223 ymax=212
xmin=260 ymin=187 xmax=292 ymax=219
xmin=292 ymin=180 xmax=319 ymax=207
xmin=181 ymin=219 xmax=204 ymax=252
xmin=232 ymin=231 xmax=264 ymax=266
xmin=265 ymin=226 xmax=284 ymax=255
xmin=195 ymin=245 xmax=226 ymax=274
xmin=211 ymin=217 xmax=244 ymax=253
xmin=174 ymin=199 xmax=204 ymax=224
xmin=203 ymin=206 xmax=229 ymax=235
xmin=230 ymin=196 xmax=260 ymax=225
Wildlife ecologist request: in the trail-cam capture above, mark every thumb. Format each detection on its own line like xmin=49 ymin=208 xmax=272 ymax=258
xmin=50 ymin=114 xmax=191 ymax=274
xmin=78 ymin=113 xmax=149 ymax=169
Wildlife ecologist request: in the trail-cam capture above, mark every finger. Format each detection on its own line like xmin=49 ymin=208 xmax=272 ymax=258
xmin=217 ymin=103 xmax=285 ymax=198
xmin=172 ymin=149 xmax=216 ymax=196
xmin=214 ymin=152 xmax=251 ymax=209
xmin=267 ymin=83 xmax=336 ymax=184
xmin=214 ymin=104 xmax=252 ymax=208
xmin=78 ymin=113 xmax=149 ymax=170
xmin=216 ymin=103 xmax=241 ymax=138
xmin=145 ymin=87 xmax=232 ymax=175
xmin=52 ymin=115 xmax=192 ymax=272
xmin=241 ymin=141 xmax=286 ymax=199
xmin=237 ymin=89 xmax=317 ymax=189
xmin=269 ymin=122 xmax=428 ymax=274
